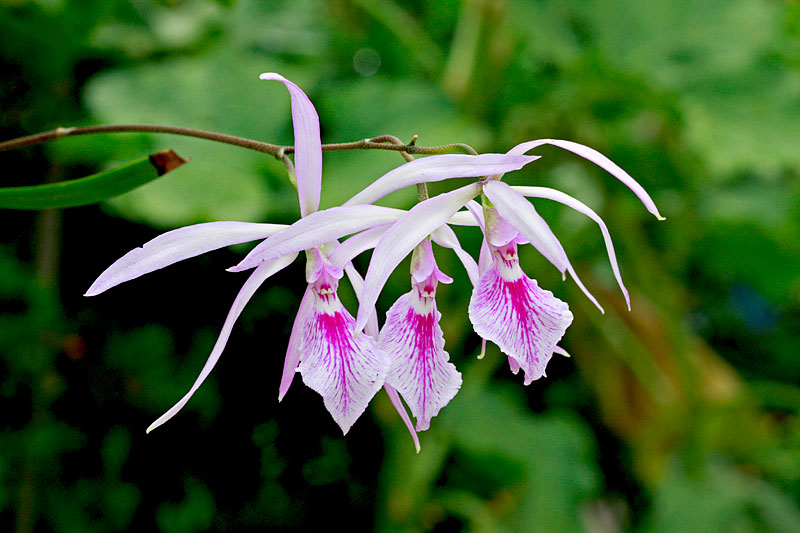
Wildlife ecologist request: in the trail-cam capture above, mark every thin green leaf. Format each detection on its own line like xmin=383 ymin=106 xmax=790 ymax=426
xmin=0 ymin=149 xmax=186 ymax=210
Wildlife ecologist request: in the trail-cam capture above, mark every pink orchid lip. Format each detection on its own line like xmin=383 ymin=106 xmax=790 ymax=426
xmin=468 ymin=239 xmax=573 ymax=385
xmin=381 ymin=242 xmax=461 ymax=432
xmin=299 ymin=261 xmax=390 ymax=434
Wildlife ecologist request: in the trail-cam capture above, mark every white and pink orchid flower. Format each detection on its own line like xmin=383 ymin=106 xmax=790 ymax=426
xmin=86 ymin=72 xmax=538 ymax=441
xmin=379 ymin=240 xmax=462 ymax=432
xmin=298 ymin=248 xmax=390 ymax=434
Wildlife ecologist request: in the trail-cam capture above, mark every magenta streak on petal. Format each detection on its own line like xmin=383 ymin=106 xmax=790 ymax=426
xmin=279 ymin=287 xmax=313 ymax=401
xmin=86 ymin=221 xmax=286 ymax=296
xmin=146 ymin=252 xmax=297 ymax=433
xmin=468 ymin=243 xmax=572 ymax=385
xmin=384 ymin=384 xmax=421 ymax=453
xmin=343 ymin=154 xmax=540 ymax=207
xmin=380 ymin=292 xmax=461 ymax=431
xmin=260 ymin=73 xmax=322 ymax=217
xmin=507 ymin=139 xmax=664 ymax=220
xmin=231 ymin=205 xmax=405 ymax=271
xmin=298 ymin=296 xmax=390 ymax=434
xmin=512 ymin=185 xmax=630 ymax=310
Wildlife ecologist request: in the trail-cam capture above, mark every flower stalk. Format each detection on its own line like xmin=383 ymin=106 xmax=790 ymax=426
xmin=0 ymin=123 xmax=479 ymax=158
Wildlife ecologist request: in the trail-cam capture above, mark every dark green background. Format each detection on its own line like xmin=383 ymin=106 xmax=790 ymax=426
xmin=2 ymin=0 xmax=800 ymax=531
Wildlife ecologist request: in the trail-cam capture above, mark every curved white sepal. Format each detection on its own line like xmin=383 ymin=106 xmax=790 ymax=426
xmin=482 ymin=181 xmax=568 ymax=273
xmin=344 ymin=154 xmax=539 ymax=206
xmin=147 ymin=252 xmax=297 ymax=433
xmin=231 ymin=205 xmax=405 ymax=271
xmin=512 ymin=185 xmax=630 ymax=310
xmin=355 ymin=183 xmax=481 ymax=333
xmin=507 ymin=138 xmax=664 ymax=220
xmin=87 ymin=222 xmax=286 ymax=296
xmin=260 ymin=73 xmax=322 ymax=217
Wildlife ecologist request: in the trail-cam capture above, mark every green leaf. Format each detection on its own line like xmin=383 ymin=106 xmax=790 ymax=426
xmin=0 ymin=149 xmax=186 ymax=210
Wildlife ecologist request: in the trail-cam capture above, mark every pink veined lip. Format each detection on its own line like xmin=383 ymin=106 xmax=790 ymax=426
xmin=469 ymin=240 xmax=573 ymax=384
xmin=380 ymin=254 xmax=462 ymax=432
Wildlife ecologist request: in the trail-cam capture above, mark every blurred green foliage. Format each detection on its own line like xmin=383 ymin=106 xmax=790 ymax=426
xmin=2 ymin=0 xmax=800 ymax=531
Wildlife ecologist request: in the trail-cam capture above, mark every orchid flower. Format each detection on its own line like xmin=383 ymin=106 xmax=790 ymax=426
xmin=86 ymin=72 xmax=538 ymax=440
xmin=348 ymin=139 xmax=663 ymax=384
xmin=379 ymin=239 xmax=462 ymax=431
xmin=297 ymin=248 xmax=391 ymax=433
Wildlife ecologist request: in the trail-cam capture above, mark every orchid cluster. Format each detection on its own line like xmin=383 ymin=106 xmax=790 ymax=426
xmin=86 ymin=73 xmax=663 ymax=450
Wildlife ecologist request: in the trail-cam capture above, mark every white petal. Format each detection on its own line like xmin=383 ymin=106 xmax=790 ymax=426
xmin=482 ymin=181 xmax=568 ymax=273
xmin=343 ymin=263 xmax=380 ymax=338
xmin=447 ymin=210 xmax=481 ymax=226
xmin=343 ymin=154 xmax=539 ymax=206
xmin=507 ymin=139 xmax=664 ymax=220
xmin=384 ymin=384 xmax=421 ymax=453
xmin=86 ymin=221 xmax=286 ymax=296
xmin=260 ymin=73 xmax=322 ymax=217
xmin=328 ymin=225 xmax=391 ymax=269
xmin=565 ymin=262 xmax=604 ymax=314
xmin=512 ymin=185 xmax=630 ymax=310
xmin=355 ymin=183 xmax=480 ymax=333
xmin=464 ymin=199 xmax=485 ymax=230
xmin=278 ymin=287 xmax=313 ymax=401
xmin=231 ymin=205 xmax=405 ymax=271
xmin=431 ymin=225 xmax=479 ymax=286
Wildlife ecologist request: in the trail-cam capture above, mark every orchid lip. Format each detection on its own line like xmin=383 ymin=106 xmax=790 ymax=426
xmin=468 ymin=240 xmax=573 ymax=384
